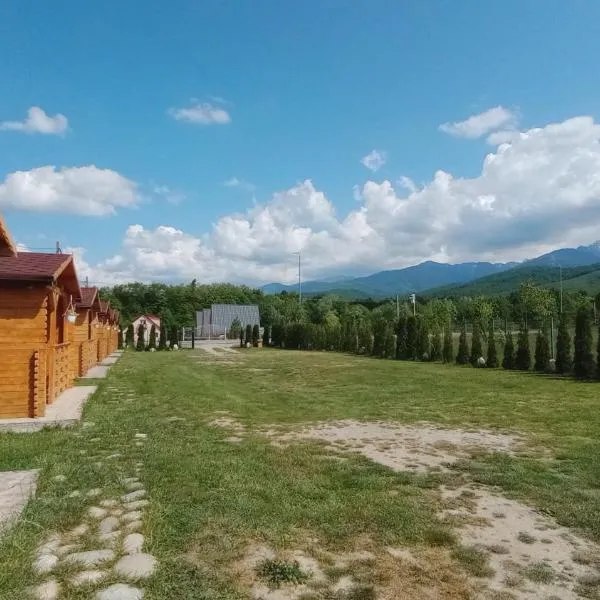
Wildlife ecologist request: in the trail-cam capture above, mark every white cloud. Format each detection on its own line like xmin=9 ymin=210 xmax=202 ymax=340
xmin=0 ymin=165 xmax=140 ymax=216
xmin=361 ymin=149 xmax=387 ymax=172
xmin=224 ymin=177 xmax=256 ymax=192
xmin=0 ymin=106 xmax=69 ymax=135
xmin=80 ymin=115 xmax=600 ymax=285
xmin=153 ymin=185 xmax=186 ymax=206
xmin=440 ymin=106 xmax=517 ymax=139
xmin=168 ymin=101 xmax=231 ymax=125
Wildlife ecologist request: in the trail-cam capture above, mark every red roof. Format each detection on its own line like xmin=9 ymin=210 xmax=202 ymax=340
xmin=77 ymin=286 xmax=99 ymax=308
xmin=0 ymin=252 xmax=80 ymax=297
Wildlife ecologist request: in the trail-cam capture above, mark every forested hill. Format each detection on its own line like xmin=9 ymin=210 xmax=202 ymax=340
xmin=424 ymin=264 xmax=600 ymax=297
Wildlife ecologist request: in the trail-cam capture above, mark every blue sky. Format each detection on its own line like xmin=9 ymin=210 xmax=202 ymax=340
xmin=1 ymin=1 xmax=600 ymax=285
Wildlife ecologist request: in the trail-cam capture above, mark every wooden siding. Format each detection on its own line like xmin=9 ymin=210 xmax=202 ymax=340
xmin=0 ymin=288 xmax=48 ymax=347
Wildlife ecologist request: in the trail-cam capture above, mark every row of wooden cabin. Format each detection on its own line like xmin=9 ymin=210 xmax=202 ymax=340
xmin=0 ymin=214 xmax=120 ymax=419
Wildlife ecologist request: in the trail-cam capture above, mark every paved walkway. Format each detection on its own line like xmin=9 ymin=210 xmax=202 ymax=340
xmin=0 ymin=470 xmax=38 ymax=532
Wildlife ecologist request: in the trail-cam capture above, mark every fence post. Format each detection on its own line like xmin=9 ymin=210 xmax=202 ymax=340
xmin=192 ymin=328 xmax=195 ymax=349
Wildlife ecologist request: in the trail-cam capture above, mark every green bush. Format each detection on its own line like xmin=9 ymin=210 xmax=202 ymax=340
xmin=252 ymin=324 xmax=260 ymax=347
xmin=405 ymin=316 xmax=418 ymax=360
xmin=470 ymin=322 xmax=483 ymax=366
xmin=262 ymin=325 xmax=271 ymax=347
xmin=456 ymin=325 xmax=470 ymax=365
xmin=395 ymin=317 xmax=407 ymax=359
xmin=169 ymin=326 xmax=179 ymax=349
xmin=416 ymin=319 xmax=430 ymax=360
xmin=534 ymin=327 xmax=550 ymax=372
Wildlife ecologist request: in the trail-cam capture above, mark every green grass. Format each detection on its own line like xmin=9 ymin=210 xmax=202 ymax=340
xmin=1 ymin=348 xmax=600 ymax=598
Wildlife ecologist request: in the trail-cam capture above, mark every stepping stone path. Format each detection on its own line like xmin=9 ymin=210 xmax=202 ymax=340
xmin=31 ymin=429 xmax=156 ymax=599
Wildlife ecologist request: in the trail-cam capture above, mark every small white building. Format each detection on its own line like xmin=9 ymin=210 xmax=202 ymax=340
xmin=131 ymin=314 xmax=161 ymax=347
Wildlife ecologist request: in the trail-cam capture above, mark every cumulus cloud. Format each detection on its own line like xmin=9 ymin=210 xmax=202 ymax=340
xmin=168 ymin=100 xmax=231 ymax=125
xmin=361 ymin=149 xmax=387 ymax=172
xmin=440 ymin=106 xmax=517 ymax=139
xmin=80 ymin=115 xmax=600 ymax=285
xmin=0 ymin=165 xmax=140 ymax=216
xmin=0 ymin=106 xmax=69 ymax=135
xmin=224 ymin=177 xmax=256 ymax=192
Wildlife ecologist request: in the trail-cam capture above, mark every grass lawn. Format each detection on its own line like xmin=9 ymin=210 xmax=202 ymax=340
xmin=1 ymin=348 xmax=599 ymax=599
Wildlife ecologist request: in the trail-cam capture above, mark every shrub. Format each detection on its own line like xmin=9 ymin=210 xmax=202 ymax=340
xmin=125 ymin=324 xmax=134 ymax=347
xmin=555 ymin=314 xmax=572 ymax=374
xmin=486 ymin=321 xmax=498 ymax=368
xmin=357 ymin=322 xmax=373 ymax=355
xmin=148 ymin=325 xmax=157 ymax=350
xmin=245 ymin=324 xmax=252 ymax=347
xmin=372 ymin=321 xmax=386 ymax=358
xmin=271 ymin=323 xmax=284 ymax=347
xmin=405 ymin=316 xmax=418 ymax=359
xmin=158 ymin=324 xmax=167 ymax=350
xmin=573 ymin=306 xmax=594 ymax=379
xmin=515 ymin=327 xmax=531 ymax=371
xmin=470 ymin=322 xmax=483 ymax=366
xmin=456 ymin=324 xmax=470 ymax=365
xmin=534 ymin=327 xmax=551 ymax=372
xmin=263 ymin=325 xmax=271 ymax=347
xmin=442 ymin=326 xmax=453 ymax=363
xmin=252 ymin=324 xmax=260 ymax=347
xmin=229 ymin=318 xmax=242 ymax=340
xmin=256 ymin=559 xmax=308 ymax=588
xmin=502 ymin=331 xmax=515 ymax=370
xmin=384 ymin=328 xmax=396 ymax=359
xmin=430 ymin=329 xmax=442 ymax=361
xmin=396 ymin=317 xmax=407 ymax=359
xmin=136 ymin=324 xmax=146 ymax=352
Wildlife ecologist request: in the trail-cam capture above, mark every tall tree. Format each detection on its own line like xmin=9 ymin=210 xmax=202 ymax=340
xmin=169 ymin=326 xmax=179 ymax=349
xmin=430 ymin=328 xmax=442 ymax=361
xmin=470 ymin=322 xmax=483 ymax=366
xmin=158 ymin=324 xmax=167 ymax=350
xmin=416 ymin=319 xmax=430 ymax=360
xmin=118 ymin=328 xmax=124 ymax=350
xmin=263 ymin=325 xmax=271 ymax=347
xmin=252 ymin=324 xmax=260 ymax=347
xmin=136 ymin=323 xmax=146 ymax=352
xmin=245 ymin=324 xmax=252 ymax=347
xmin=456 ymin=324 xmax=470 ymax=365
xmin=502 ymin=331 xmax=515 ymax=370
xmin=384 ymin=328 xmax=396 ymax=359
xmin=515 ymin=327 xmax=531 ymax=371
xmin=487 ymin=320 xmax=498 ymax=368
xmin=442 ymin=326 xmax=453 ymax=363
xmin=395 ymin=316 xmax=408 ymax=359
xmin=405 ymin=316 xmax=418 ymax=360
xmin=148 ymin=325 xmax=157 ymax=350
xmin=555 ymin=314 xmax=572 ymax=374
xmin=534 ymin=327 xmax=550 ymax=372
xmin=573 ymin=306 xmax=594 ymax=379
xmin=125 ymin=324 xmax=134 ymax=347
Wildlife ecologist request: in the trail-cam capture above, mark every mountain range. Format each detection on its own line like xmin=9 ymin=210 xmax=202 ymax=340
xmin=263 ymin=242 xmax=600 ymax=299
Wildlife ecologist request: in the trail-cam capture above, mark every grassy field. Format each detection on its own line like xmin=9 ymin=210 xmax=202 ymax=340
xmin=1 ymin=349 xmax=600 ymax=599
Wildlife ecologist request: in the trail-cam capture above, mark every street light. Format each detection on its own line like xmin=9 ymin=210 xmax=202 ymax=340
xmin=293 ymin=251 xmax=302 ymax=306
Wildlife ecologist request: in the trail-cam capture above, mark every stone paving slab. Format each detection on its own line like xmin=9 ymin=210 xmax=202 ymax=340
xmin=101 ymin=356 xmax=119 ymax=366
xmin=82 ymin=365 xmax=110 ymax=379
xmin=0 ymin=386 xmax=97 ymax=433
xmin=0 ymin=470 xmax=38 ymax=532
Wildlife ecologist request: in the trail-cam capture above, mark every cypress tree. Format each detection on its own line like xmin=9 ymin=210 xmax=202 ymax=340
xmin=118 ymin=328 xmax=124 ymax=350
xmin=245 ymin=324 xmax=252 ymax=347
xmin=456 ymin=324 xmax=470 ymax=365
xmin=416 ymin=319 xmax=429 ymax=360
xmin=169 ymin=326 xmax=179 ymax=349
xmin=534 ymin=327 xmax=550 ymax=372
xmin=384 ymin=328 xmax=396 ymax=359
xmin=573 ymin=306 xmax=594 ymax=379
xmin=358 ymin=322 xmax=373 ymax=355
xmin=442 ymin=326 xmax=453 ymax=363
xmin=148 ymin=325 xmax=157 ymax=350
xmin=555 ymin=314 xmax=572 ymax=374
xmin=136 ymin=323 xmax=146 ymax=352
xmin=395 ymin=317 xmax=408 ymax=359
xmin=125 ymin=324 xmax=134 ymax=347
xmin=263 ymin=325 xmax=271 ymax=347
xmin=470 ymin=322 xmax=483 ymax=366
xmin=158 ymin=324 xmax=167 ymax=350
xmin=430 ymin=329 xmax=442 ymax=361
xmin=487 ymin=320 xmax=498 ymax=368
xmin=252 ymin=324 xmax=260 ymax=347
xmin=405 ymin=316 xmax=418 ymax=360
xmin=502 ymin=331 xmax=515 ymax=370
xmin=372 ymin=321 xmax=386 ymax=358
xmin=515 ymin=327 xmax=531 ymax=371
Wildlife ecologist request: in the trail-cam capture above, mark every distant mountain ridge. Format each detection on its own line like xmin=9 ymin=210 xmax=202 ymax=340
xmin=263 ymin=241 xmax=600 ymax=298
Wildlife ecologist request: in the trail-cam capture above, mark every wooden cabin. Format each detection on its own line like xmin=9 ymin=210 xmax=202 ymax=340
xmin=0 ymin=216 xmax=82 ymax=418
xmin=73 ymin=287 xmax=102 ymax=377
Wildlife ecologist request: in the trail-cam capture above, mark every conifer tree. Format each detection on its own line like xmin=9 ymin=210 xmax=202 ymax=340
xmin=405 ymin=316 xmax=418 ymax=360
xmin=487 ymin=320 xmax=498 ymax=368
xmin=456 ymin=324 xmax=470 ymax=365
xmin=442 ymin=326 xmax=453 ymax=363
xmin=252 ymin=324 xmax=260 ymax=347
xmin=169 ymin=326 xmax=179 ymax=349
xmin=534 ymin=327 xmax=550 ymax=372
xmin=148 ymin=325 xmax=157 ymax=350
xmin=245 ymin=324 xmax=252 ymax=347
xmin=470 ymin=322 xmax=483 ymax=366
xmin=573 ymin=306 xmax=594 ymax=379
xmin=416 ymin=319 xmax=429 ymax=360
xmin=136 ymin=323 xmax=146 ymax=352
xmin=158 ymin=324 xmax=167 ymax=350
xmin=395 ymin=317 xmax=408 ymax=359
xmin=515 ymin=327 xmax=531 ymax=371
xmin=555 ymin=314 xmax=572 ymax=374
xmin=430 ymin=329 xmax=442 ymax=361
xmin=125 ymin=324 xmax=134 ymax=347
xmin=502 ymin=330 xmax=515 ymax=370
